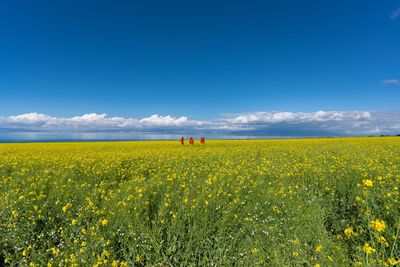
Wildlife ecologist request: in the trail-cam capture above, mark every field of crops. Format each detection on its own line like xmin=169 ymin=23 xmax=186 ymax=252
xmin=0 ymin=138 xmax=399 ymax=266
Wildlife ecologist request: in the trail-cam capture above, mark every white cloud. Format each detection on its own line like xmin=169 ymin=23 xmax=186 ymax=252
xmin=70 ymin=113 xmax=107 ymax=122
xmin=226 ymin=111 xmax=371 ymax=124
xmin=0 ymin=111 xmax=399 ymax=137
xmin=0 ymin=113 xmax=194 ymax=130
xmin=382 ymin=79 xmax=400 ymax=85
xmin=8 ymin=112 xmax=52 ymax=125
xmin=390 ymin=7 xmax=400 ymax=20
xmin=140 ymin=114 xmax=188 ymax=126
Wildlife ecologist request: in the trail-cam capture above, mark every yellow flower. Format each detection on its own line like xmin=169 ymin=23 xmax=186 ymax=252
xmin=370 ymin=219 xmax=386 ymax=232
xmin=135 ymin=187 xmax=143 ymax=193
xmin=362 ymin=179 xmax=373 ymax=187
xmin=314 ymin=264 xmax=321 ymax=267
xmin=251 ymin=247 xmax=259 ymax=254
xmin=362 ymin=243 xmax=376 ymax=254
xmin=135 ymin=255 xmax=144 ymax=263
xmin=22 ymin=244 xmax=32 ymax=257
xmin=81 ymin=228 xmax=87 ymax=235
xmin=100 ymin=219 xmax=108 ymax=226
xmin=11 ymin=210 xmax=19 ymax=218
xmin=387 ymin=258 xmax=399 ymax=266
xmin=376 ymin=236 xmax=388 ymax=247
xmin=71 ymin=219 xmax=77 ymax=225
xmin=62 ymin=203 xmax=72 ymax=213
xmin=344 ymin=227 xmax=355 ymax=237
xmin=103 ymin=250 xmax=110 ymax=257
xmin=50 ymin=247 xmax=59 ymax=255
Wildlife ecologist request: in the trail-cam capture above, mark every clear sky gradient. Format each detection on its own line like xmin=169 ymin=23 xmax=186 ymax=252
xmin=0 ymin=1 xmax=399 ymax=139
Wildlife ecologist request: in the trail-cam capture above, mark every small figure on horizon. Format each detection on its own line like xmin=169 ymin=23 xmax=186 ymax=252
xmin=189 ymin=137 xmax=194 ymax=145
xmin=200 ymin=136 xmax=205 ymax=144
xmin=180 ymin=136 xmax=185 ymax=145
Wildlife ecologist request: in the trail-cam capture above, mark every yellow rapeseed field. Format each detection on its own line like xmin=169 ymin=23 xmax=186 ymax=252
xmin=0 ymin=137 xmax=399 ymax=266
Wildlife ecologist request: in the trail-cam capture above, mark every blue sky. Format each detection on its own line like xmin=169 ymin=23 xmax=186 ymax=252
xmin=0 ymin=1 xmax=400 ymax=138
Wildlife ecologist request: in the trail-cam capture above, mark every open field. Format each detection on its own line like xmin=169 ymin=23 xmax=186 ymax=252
xmin=0 ymin=138 xmax=399 ymax=266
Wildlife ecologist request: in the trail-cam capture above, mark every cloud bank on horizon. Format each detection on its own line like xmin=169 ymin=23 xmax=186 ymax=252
xmin=1 ymin=111 xmax=399 ymax=137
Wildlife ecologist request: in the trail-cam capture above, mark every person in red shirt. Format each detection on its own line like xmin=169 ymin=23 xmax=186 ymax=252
xmin=179 ymin=136 xmax=184 ymax=145
xmin=200 ymin=136 xmax=205 ymax=144
xmin=189 ymin=137 xmax=194 ymax=145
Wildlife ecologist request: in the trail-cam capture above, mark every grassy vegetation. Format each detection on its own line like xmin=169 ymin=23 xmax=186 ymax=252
xmin=0 ymin=138 xmax=399 ymax=266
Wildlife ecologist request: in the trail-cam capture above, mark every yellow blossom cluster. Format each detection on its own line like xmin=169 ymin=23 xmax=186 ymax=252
xmin=0 ymin=137 xmax=399 ymax=265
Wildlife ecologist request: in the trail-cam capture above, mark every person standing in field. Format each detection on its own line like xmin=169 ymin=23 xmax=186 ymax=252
xmin=200 ymin=136 xmax=205 ymax=144
xmin=180 ymin=136 xmax=184 ymax=145
xmin=189 ymin=137 xmax=194 ymax=145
